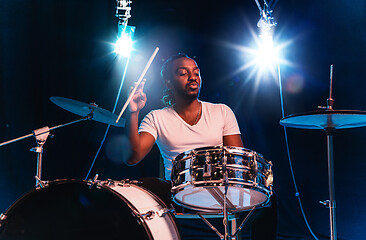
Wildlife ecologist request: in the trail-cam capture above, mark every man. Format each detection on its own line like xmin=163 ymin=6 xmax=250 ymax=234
xmin=127 ymin=53 xmax=276 ymax=240
xmin=127 ymin=53 xmax=243 ymax=178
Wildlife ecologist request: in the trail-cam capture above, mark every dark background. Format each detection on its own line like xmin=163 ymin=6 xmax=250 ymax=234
xmin=1 ymin=0 xmax=366 ymax=239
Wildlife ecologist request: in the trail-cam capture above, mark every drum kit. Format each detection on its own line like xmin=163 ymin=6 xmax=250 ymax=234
xmin=0 ymin=96 xmax=275 ymax=240
xmin=1 ymin=80 xmax=366 ymax=240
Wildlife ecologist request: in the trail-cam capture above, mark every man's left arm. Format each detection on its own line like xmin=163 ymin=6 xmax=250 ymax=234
xmin=223 ymin=134 xmax=243 ymax=147
xmin=222 ymin=104 xmax=244 ymax=147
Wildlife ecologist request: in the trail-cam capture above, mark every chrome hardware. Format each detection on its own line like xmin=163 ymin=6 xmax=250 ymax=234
xmin=104 ymin=179 xmax=115 ymax=187
xmin=203 ymin=152 xmax=212 ymax=177
xmin=117 ymin=179 xmax=140 ymax=187
xmin=34 ymin=176 xmax=49 ymax=189
xmin=138 ymin=208 xmax=173 ymax=220
xmin=157 ymin=208 xmax=174 ymax=217
xmin=320 ymin=200 xmax=336 ymax=209
xmin=0 ymin=213 xmax=6 ymax=228
xmin=87 ymin=174 xmax=101 ymax=189
xmin=140 ymin=210 xmax=155 ymax=220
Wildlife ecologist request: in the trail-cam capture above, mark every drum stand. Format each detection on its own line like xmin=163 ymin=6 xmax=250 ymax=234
xmin=195 ymin=154 xmax=258 ymax=240
xmin=193 ymin=195 xmax=257 ymax=240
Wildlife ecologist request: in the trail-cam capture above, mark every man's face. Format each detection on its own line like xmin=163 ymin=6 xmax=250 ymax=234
xmin=168 ymin=57 xmax=201 ymax=101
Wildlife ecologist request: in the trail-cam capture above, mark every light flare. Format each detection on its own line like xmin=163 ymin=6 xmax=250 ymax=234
xmin=114 ymin=25 xmax=135 ymax=57
xmin=115 ymin=35 xmax=133 ymax=57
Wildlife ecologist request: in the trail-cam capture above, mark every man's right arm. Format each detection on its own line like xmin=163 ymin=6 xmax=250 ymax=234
xmin=127 ymin=111 xmax=155 ymax=165
xmin=126 ymin=79 xmax=156 ymax=165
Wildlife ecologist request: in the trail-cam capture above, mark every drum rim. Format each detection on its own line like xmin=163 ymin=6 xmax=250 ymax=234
xmin=174 ymin=145 xmax=270 ymax=166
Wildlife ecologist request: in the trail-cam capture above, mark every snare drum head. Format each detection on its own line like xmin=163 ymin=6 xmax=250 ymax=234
xmin=0 ymin=180 xmax=150 ymax=240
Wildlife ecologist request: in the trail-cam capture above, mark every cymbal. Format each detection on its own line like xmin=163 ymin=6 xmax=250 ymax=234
xmin=50 ymin=96 xmax=126 ymax=127
xmin=280 ymin=110 xmax=366 ymax=130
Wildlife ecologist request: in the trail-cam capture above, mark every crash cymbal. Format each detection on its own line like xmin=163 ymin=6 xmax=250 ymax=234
xmin=50 ymin=96 xmax=125 ymax=127
xmin=280 ymin=110 xmax=366 ymax=130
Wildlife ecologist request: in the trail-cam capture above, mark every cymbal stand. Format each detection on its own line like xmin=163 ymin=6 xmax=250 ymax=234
xmin=319 ymin=64 xmax=337 ymax=240
xmin=320 ymin=127 xmax=337 ymax=240
xmin=30 ymin=126 xmax=50 ymax=188
xmin=0 ymin=115 xmax=91 ymax=188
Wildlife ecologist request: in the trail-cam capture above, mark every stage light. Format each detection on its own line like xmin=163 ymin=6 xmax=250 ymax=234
xmin=114 ymin=0 xmax=135 ymax=57
xmin=115 ymin=24 xmax=135 ymax=57
xmin=254 ymin=0 xmax=278 ymax=70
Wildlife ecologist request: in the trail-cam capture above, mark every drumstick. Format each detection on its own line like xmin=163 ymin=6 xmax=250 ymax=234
xmin=116 ymin=47 xmax=159 ymax=123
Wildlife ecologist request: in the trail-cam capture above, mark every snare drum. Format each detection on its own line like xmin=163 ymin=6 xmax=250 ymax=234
xmin=0 ymin=179 xmax=180 ymax=240
xmin=171 ymin=146 xmax=273 ymax=213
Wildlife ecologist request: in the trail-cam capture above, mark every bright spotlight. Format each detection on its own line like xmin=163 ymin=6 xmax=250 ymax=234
xmin=255 ymin=33 xmax=278 ymax=69
xmin=115 ymin=25 xmax=135 ymax=57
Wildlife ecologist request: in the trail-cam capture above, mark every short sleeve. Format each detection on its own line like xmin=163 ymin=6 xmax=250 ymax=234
xmin=222 ymin=105 xmax=241 ymax=136
xmin=138 ymin=111 xmax=158 ymax=140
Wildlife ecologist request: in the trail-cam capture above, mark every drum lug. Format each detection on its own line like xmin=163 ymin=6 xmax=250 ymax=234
xmin=139 ymin=210 xmax=155 ymax=220
xmin=249 ymin=159 xmax=258 ymax=179
xmin=266 ymin=169 xmax=274 ymax=187
xmin=87 ymin=174 xmax=101 ymax=189
xmin=264 ymin=163 xmax=274 ymax=188
xmin=104 ymin=179 xmax=115 ymax=187
xmin=138 ymin=208 xmax=173 ymax=220
xmin=157 ymin=208 xmax=174 ymax=217
xmin=117 ymin=179 xmax=140 ymax=187
xmin=203 ymin=152 xmax=212 ymax=177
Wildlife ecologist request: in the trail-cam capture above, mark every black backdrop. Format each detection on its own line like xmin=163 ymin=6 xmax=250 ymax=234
xmin=1 ymin=0 xmax=366 ymax=239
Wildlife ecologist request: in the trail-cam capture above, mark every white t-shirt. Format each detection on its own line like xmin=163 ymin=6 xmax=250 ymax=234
xmin=139 ymin=101 xmax=241 ymax=180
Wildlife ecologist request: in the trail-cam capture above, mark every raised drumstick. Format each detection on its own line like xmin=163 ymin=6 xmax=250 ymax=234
xmin=116 ymin=47 xmax=159 ymax=123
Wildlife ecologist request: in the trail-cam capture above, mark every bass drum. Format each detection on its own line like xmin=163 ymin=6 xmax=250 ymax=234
xmin=0 ymin=179 xmax=180 ymax=240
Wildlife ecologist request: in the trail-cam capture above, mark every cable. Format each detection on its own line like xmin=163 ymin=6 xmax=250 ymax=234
xmin=84 ymin=56 xmax=131 ymax=180
xmin=277 ymin=61 xmax=319 ymax=240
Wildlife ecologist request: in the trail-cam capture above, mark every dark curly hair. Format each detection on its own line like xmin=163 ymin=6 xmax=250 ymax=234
xmin=161 ymin=53 xmax=191 ymax=107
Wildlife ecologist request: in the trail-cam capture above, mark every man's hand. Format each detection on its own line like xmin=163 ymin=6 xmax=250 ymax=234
xmin=129 ymin=79 xmax=147 ymax=113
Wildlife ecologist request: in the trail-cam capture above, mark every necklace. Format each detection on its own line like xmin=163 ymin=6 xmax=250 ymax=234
xmin=193 ymin=102 xmax=201 ymax=125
